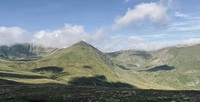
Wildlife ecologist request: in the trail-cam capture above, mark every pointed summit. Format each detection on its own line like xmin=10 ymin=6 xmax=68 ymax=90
xmin=69 ymin=40 xmax=97 ymax=51
xmin=77 ymin=40 xmax=87 ymax=44
xmin=32 ymin=40 xmax=118 ymax=85
xmin=72 ymin=40 xmax=91 ymax=47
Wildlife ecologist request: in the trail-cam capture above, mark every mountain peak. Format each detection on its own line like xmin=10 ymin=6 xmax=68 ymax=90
xmin=76 ymin=40 xmax=88 ymax=45
xmin=71 ymin=41 xmax=93 ymax=48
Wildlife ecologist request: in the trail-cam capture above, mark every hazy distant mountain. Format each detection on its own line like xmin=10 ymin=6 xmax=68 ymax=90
xmin=107 ymin=50 xmax=151 ymax=69
xmin=0 ymin=43 xmax=57 ymax=60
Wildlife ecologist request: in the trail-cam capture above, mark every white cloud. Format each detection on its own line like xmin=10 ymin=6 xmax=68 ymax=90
xmin=169 ymin=12 xmax=200 ymax=32
xmin=0 ymin=25 xmax=108 ymax=49
xmin=0 ymin=26 xmax=31 ymax=45
xmin=169 ymin=25 xmax=200 ymax=31
xmin=0 ymin=25 xmax=179 ymax=52
xmin=113 ymin=1 xmax=170 ymax=30
xmin=1 ymin=24 xmax=200 ymax=52
xmin=175 ymin=12 xmax=189 ymax=18
xmin=169 ymin=19 xmax=200 ymax=32
xmin=182 ymin=38 xmax=200 ymax=46
xmin=128 ymin=36 xmax=144 ymax=42
xmin=32 ymin=24 xmax=88 ymax=48
xmin=151 ymin=34 xmax=167 ymax=38
xmin=174 ymin=12 xmax=200 ymax=20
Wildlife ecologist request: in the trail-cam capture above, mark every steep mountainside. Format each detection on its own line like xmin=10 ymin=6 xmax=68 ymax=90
xmin=18 ymin=41 xmax=130 ymax=87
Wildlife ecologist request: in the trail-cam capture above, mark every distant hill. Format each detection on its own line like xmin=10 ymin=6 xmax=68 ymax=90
xmin=107 ymin=45 xmax=200 ymax=89
xmin=0 ymin=43 xmax=57 ymax=60
xmin=107 ymin=50 xmax=151 ymax=69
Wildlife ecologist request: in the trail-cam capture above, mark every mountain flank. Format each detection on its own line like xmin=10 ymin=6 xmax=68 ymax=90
xmin=107 ymin=45 xmax=200 ymax=89
xmin=1 ymin=41 xmax=200 ymax=90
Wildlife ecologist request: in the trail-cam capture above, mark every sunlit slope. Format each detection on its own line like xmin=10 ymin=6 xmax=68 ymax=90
xmin=108 ymin=45 xmax=200 ymax=89
xmin=20 ymin=41 xmax=170 ymax=89
xmin=0 ymin=59 xmax=63 ymax=85
xmin=21 ymin=41 xmax=121 ymax=83
xmin=107 ymin=50 xmax=151 ymax=69
xmin=142 ymin=45 xmax=200 ymax=89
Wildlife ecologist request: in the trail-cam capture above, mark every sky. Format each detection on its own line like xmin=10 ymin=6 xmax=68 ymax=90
xmin=0 ymin=0 xmax=200 ymax=52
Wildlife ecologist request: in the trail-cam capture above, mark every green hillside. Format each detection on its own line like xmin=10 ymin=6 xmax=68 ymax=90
xmin=23 ymin=41 xmax=119 ymax=81
xmin=2 ymin=41 xmax=200 ymax=90
xmin=23 ymin=41 xmax=175 ymax=89
xmin=0 ymin=41 xmax=171 ymax=89
xmin=107 ymin=50 xmax=151 ymax=69
xmin=4 ymin=41 xmax=136 ymax=88
xmin=108 ymin=45 xmax=200 ymax=90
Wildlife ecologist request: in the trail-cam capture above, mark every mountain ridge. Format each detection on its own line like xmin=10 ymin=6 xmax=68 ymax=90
xmin=0 ymin=43 xmax=57 ymax=60
xmin=0 ymin=41 xmax=200 ymax=89
xmin=18 ymin=41 xmax=130 ymax=87
xmin=107 ymin=44 xmax=200 ymax=89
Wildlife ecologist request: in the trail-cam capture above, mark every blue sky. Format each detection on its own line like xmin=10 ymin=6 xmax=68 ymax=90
xmin=0 ymin=0 xmax=200 ymax=51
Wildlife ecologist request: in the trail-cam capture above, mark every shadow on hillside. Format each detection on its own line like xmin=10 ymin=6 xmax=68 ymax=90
xmin=32 ymin=66 xmax=64 ymax=73
xmin=0 ymin=72 xmax=48 ymax=79
xmin=0 ymin=78 xmax=65 ymax=86
xmin=68 ymin=75 xmax=136 ymax=88
xmin=0 ymin=79 xmax=26 ymax=85
xmin=116 ymin=64 xmax=131 ymax=70
xmin=145 ymin=65 xmax=175 ymax=72
xmin=83 ymin=65 xmax=92 ymax=69
xmin=0 ymin=76 xmax=135 ymax=88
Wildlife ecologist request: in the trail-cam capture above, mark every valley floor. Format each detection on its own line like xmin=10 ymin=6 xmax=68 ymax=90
xmin=0 ymin=85 xmax=200 ymax=102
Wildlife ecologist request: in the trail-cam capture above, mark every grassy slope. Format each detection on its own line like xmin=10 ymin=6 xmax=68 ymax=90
xmin=143 ymin=45 xmax=200 ymax=89
xmin=0 ymin=59 xmax=63 ymax=84
xmin=107 ymin=50 xmax=151 ymax=69
xmin=18 ymin=41 xmax=122 ymax=85
xmin=1 ymin=42 xmax=200 ymax=90
xmin=0 ymin=41 xmax=171 ymax=89
xmin=108 ymin=45 xmax=200 ymax=90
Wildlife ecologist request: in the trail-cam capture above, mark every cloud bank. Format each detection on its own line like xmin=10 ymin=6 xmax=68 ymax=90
xmin=33 ymin=24 xmax=88 ymax=48
xmin=0 ymin=24 xmax=200 ymax=52
xmin=0 ymin=27 xmax=32 ymax=45
xmin=0 ymin=25 xmax=119 ymax=51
